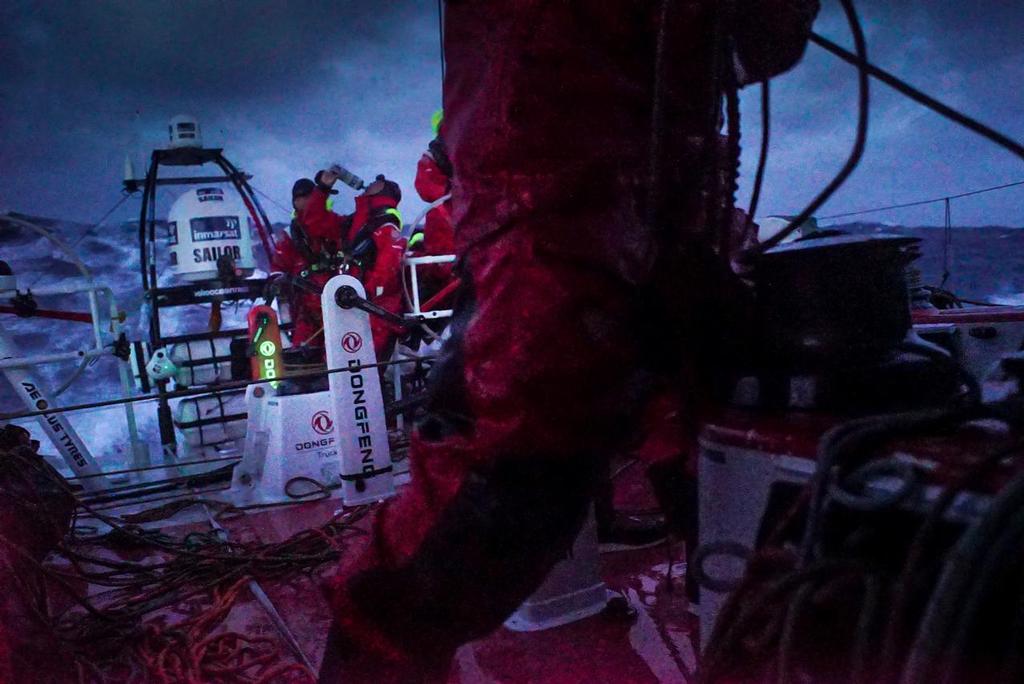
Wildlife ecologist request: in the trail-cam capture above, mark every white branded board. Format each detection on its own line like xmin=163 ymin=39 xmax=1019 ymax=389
xmin=322 ymin=275 xmax=394 ymax=505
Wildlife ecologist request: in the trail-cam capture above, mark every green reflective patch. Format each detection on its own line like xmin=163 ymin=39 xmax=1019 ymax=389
xmin=385 ymin=207 xmax=403 ymax=228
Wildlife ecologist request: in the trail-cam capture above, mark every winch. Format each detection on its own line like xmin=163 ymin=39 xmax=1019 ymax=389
xmin=732 ymin=232 xmax=963 ymax=411
xmin=696 ymin=231 xmax=1023 ymax=658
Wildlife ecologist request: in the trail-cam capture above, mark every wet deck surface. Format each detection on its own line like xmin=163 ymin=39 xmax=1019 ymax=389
xmin=205 ymin=499 xmax=698 ymax=683
xmin=92 ymin=462 xmax=699 ymax=682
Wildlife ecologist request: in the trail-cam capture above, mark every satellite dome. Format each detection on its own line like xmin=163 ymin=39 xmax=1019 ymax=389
xmin=166 ymin=187 xmax=256 ymax=281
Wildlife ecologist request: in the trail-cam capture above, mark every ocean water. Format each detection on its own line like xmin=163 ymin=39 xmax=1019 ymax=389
xmin=0 ymin=214 xmax=266 ymax=468
xmin=833 ymin=222 xmax=1024 ymax=305
xmin=2 ymin=214 xmax=1022 ymax=468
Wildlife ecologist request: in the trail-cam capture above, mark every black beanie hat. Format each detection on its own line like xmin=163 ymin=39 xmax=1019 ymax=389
xmin=373 ymin=174 xmax=402 ymax=203
xmin=292 ymin=178 xmax=315 ymax=199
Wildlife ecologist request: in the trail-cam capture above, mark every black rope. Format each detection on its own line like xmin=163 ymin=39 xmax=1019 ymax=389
xmin=760 ymin=0 xmax=870 ymax=251
xmin=746 ymin=81 xmax=771 ymax=229
xmin=722 ymin=78 xmax=742 ymax=259
xmin=437 ymin=0 xmax=446 ymax=83
xmin=810 ymin=32 xmax=1024 ymax=162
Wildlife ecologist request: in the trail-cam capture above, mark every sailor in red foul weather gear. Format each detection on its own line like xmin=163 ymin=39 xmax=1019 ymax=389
xmin=343 ymin=175 xmax=408 ymax=360
xmin=320 ymin=2 xmax=820 ymax=681
xmin=408 ymin=111 xmax=455 ymax=296
xmin=269 ymin=177 xmax=348 ymax=348
xmin=271 ymin=173 xmax=406 ymax=360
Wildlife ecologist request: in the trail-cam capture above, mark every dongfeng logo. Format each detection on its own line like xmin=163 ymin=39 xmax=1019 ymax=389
xmin=341 ymin=332 xmax=362 ymax=353
xmin=311 ymin=410 xmax=334 ymax=435
xmin=258 ymin=340 xmax=277 ymax=357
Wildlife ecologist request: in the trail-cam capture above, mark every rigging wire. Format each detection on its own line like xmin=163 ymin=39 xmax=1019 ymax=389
xmin=759 ymin=0 xmax=870 ymax=251
xmin=0 ymin=354 xmax=429 ymax=423
xmin=818 ymin=179 xmax=1024 ymax=221
xmin=51 ymin=356 xmax=97 ymax=398
xmin=2 ymin=213 xmax=136 ymax=414
xmin=67 ymin=192 xmax=133 ymax=253
xmin=250 ymin=184 xmax=291 ymax=218
xmin=762 ymin=5 xmax=1024 ymax=248
xmin=16 ymin=193 xmax=129 ymax=291
xmin=22 ymin=192 xmax=133 ymax=290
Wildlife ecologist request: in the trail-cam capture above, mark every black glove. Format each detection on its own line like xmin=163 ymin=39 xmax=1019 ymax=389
xmin=314 ymin=170 xmax=339 ymax=195
xmin=263 ymin=272 xmax=288 ymax=303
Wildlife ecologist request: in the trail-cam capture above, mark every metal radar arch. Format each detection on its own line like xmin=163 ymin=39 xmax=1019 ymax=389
xmin=129 ymin=117 xmax=277 ymax=461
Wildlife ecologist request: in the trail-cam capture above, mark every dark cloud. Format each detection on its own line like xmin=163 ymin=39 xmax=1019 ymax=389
xmin=0 ymin=1 xmax=1021 ymax=233
xmin=1 ymin=1 xmax=422 ymax=98
xmin=0 ymin=0 xmax=442 ymax=226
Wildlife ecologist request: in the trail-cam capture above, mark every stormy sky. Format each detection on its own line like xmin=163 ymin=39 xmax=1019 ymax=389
xmin=1 ymin=1 xmax=1022 ymax=234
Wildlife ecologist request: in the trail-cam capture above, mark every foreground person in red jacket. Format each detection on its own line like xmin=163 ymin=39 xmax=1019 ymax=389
xmin=320 ymin=2 xmax=820 ymax=681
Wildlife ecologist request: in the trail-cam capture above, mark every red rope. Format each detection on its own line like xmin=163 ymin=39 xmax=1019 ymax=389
xmin=129 ymin=578 xmax=315 ymax=684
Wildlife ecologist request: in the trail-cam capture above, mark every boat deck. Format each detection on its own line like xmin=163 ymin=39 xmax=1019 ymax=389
xmin=80 ymin=462 xmax=700 ymax=682
xmin=204 ymin=496 xmax=697 ymax=682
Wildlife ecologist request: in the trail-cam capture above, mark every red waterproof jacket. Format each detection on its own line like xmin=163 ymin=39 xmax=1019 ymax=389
xmin=269 ymin=229 xmax=304 ymax=277
xmin=413 ymin=153 xmax=455 ymax=258
xmin=269 ymin=188 xmax=351 ymax=346
xmin=270 ymin=187 xmax=350 ymax=278
xmin=410 ymin=146 xmax=455 ymax=294
xmin=301 ymin=187 xmax=349 ymax=252
xmin=414 ymin=146 xmax=450 ymax=205
xmin=346 ymin=193 xmax=408 ymax=358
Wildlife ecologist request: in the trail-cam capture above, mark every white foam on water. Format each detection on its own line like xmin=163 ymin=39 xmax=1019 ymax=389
xmin=989 ymin=292 xmax=1024 ymax=306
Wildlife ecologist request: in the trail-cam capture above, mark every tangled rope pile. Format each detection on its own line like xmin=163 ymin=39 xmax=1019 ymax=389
xmin=698 ymin=399 xmax=1024 ymax=684
xmin=0 ymin=424 xmax=371 ymax=683
xmin=99 ymin=578 xmax=315 ymax=684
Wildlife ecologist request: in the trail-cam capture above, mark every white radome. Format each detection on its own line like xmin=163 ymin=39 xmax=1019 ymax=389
xmin=166 ymin=187 xmax=256 ymax=281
